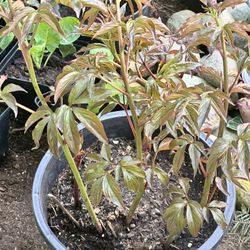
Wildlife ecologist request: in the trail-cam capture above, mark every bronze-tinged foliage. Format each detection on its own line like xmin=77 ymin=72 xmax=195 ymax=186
xmin=1 ymin=0 xmax=250 ymax=242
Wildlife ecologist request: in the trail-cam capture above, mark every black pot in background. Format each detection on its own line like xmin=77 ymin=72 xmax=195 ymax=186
xmin=32 ymin=111 xmax=236 ymax=250
xmin=0 ymin=106 xmax=10 ymax=162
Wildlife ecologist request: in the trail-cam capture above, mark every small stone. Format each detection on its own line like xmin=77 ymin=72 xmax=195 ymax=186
xmin=154 ymin=208 xmax=161 ymax=216
xmin=94 ymin=208 xmax=100 ymax=214
xmin=113 ymin=140 xmax=119 ymax=144
xmin=167 ymin=10 xmax=195 ymax=33
xmin=126 ymin=227 xmax=131 ymax=232
xmin=118 ymin=233 xmax=124 ymax=238
xmin=138 ymin=211 xmax=146 ymax=218
xmin=107 ymin=213 xmax=116 ymax=221
xmin=188 ymin=243 xmax=192 ymax=248
xmin=227 ymin=3 xmax=250 ymax=23
xmin=130 ymin=223 xmax=136 ymax=229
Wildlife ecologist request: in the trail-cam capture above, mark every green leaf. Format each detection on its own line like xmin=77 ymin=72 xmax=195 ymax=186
xmin=32 ymin=117 xmax=49 ymax=149
xmin=210 ymin=208 xmax=227 ymax=229
xmin=73 ymin=107 xmax=108 ymax=143
xmin=188 ymin=144 xmax=201 ymax=175
xmin=238 ymin=139 xmax=249 ymax=179
xmin=25 ymin=106 xmax=51 ymax=132
xmin=172 ymin=145 xmax=186 ymax=175
xmin=163 ymin=197 xmax=187 ymax=235
xmin=68 ymin=77 xmax=89 ymax=106
xmin=2 ymin=83 xmax=26 ymax=94
xmin=90 ymin=178 xmax=103 ymax=207
xmin=227 ymin=116 xmax=243 ymax=131
xmin=81 ymin=0 xmax=109 ymax=14
xmin=198 ymin=98 xmax=211 ymax=128
xmin=59 ymin=44 xmax=76 ymax=58
xmin=102 ymin=173 xmax=123 ymax=207
xmin=162 ymin=62 xmax=201 ymax=76
xmin=1 ymin=92 xmax=17 ymax=117
xmin=30 ymin=22 xmax=60 ymax=68
xmin=120 ymin=156 xmax=141 ymax=168
xmin=59 ymin=16 xmax=80 ymax=45
xmin=89 ymin=48 xmax=114 ymax=62
xmin=63 ymin=107 xmax=80 ymax=155
xmin=85 ymin=163 xmax=106 ymax=183
xmin=186 ymin=200 xmax=203 ymax=237
xmin=101 ymin=143 xmax=111 ymax=161
xmin=0 ymin=32 xmax=14 ymax=50
xmin=47 ymin=118 xmax=59 ymax=157
xmin=121 ymin=167 xmax=141 ymax=192
xmin=153 ymin=167 xmax=169 ymax=186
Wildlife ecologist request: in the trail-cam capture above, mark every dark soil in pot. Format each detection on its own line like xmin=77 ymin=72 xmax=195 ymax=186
xmin=4 ymin=53 xmax=68 ymax=86
xmin=48 ymin=137 xmax=218 ymax=250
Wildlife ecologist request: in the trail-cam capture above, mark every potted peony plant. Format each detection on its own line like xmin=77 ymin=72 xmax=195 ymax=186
xmin=1 ymin=0 xmax=250 ymax=249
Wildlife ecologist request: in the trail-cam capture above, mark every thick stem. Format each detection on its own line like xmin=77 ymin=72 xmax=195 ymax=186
xmin=7 ymin=0 xmax=14 ymax=17
xmin=21 ymin=47 xmax=48 ymax=107
xmin=202 ymin=22 xmax=229 ymax=207
xmin=56 ymin=131 xmax=103 ymax=234
xmin=116 ymin=0 xmax=142 ymax=161
xmin=217 ymin=31 xmax=229 ymax=138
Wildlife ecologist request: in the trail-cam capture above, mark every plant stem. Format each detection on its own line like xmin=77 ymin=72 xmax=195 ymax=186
xmin=116 ymin=0 xmax=142 ymax=161
xmin=56 ymin=130 xmax=103 ymax=234
xmin=21 ymin=47 xmax=48 ymax=107
xmin=217 ymin=31 xmax=229 ymax=138
xmin=201 ymin=20 xmax=229 ymax=207
xmin=0 ymin=100 xmax=35 ymax=114
xmin=7 ymin=0 xmax=14 ymax=17
xmin=116 ymin=0 xmax=144 ymax=223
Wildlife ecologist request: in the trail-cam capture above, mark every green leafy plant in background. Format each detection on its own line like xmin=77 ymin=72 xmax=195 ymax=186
xmin=0 ymin=0 xmax=14 ymax=51
xmin=30 ymin=16 xmax=80 ymax=68
xmin=1 ymin=0 xmax=250 ymax=246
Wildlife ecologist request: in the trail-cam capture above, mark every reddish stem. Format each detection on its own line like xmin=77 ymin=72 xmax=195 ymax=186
xmin=124 ymin=105 xmax=136 ymax=138
xmin=73 ymin=151 xmax=84 ymax=209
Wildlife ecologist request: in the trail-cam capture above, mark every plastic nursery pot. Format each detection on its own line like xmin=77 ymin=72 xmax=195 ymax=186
xmin=0 ymin=48 xmax=51 ymax=115
xmin=32 ymin=111 xmax=236 ymax=250
xmin=0 ymin=106 xmax=10 ymax=162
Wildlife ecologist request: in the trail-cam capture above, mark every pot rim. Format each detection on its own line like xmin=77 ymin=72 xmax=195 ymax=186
xmin=32 ymin=111 xmax=236 ymax=250
xmin=0 ymin=106 xmax=10 ymax=117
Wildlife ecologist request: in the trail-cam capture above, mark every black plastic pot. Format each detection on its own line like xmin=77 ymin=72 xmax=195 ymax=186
xmin=32 ymin=111 xmax=236 ymax=250
xmin=0 ymin=106 xmax=10 ymax=162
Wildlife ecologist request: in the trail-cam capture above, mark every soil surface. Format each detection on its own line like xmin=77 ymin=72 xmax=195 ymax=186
xmin=48 ymin=138 xmax=216 ymax=250
xmin=0 ymin=114 xmax=49 ymax=250
xmin=4 ymin=53 xmax=67 ymax=86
